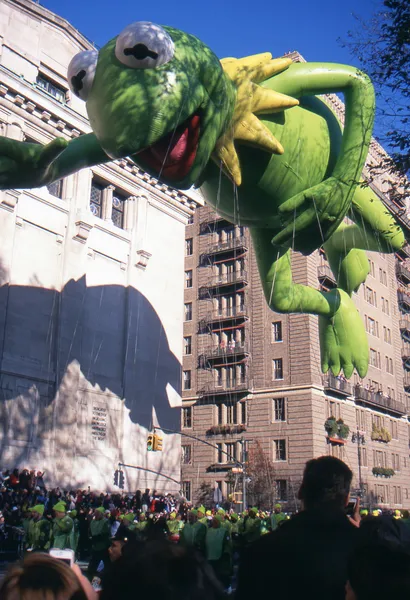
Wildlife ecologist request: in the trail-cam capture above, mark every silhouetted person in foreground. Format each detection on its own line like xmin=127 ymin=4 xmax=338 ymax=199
xmin=236 ymin=456 xmax=359 ymax=600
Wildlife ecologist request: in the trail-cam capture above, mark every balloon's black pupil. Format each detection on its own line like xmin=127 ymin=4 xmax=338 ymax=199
xmin=71 ymin=70 xmax=86 ymax=94
xmin=124 ymin=43 xmax=158 ymax=60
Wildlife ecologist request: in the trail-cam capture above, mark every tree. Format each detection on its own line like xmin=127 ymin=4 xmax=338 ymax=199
xmin=195 ymin=481 xmax=214 ymax=506
xmin=226 ymin=441 xmax=278 ymax=509
xmin=342 ymin=0 xmax=410 ymax=203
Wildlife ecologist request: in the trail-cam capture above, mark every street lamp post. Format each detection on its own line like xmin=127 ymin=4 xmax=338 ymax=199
xmin=352 ymin=428 xmax=366 ymax=499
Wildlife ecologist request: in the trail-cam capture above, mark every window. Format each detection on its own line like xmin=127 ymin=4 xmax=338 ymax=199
xmin=185 ymin=270 xmax=193 ymax=288
xmin=187 ymin=214 xmax=194 ymax=225
xmin=182 ymin=407 xmax=192 ymax=428
xmin=272 ymin=321 xmax=283 ymax=342
xmin=37 ymin=74 xmax=66 ymax=103
xmin=329 ymin=443 xmax=345 ymax=460
xmin=327 ymin=399 xmax=341 ymax=420
xmin=226 ymin=402 xmax=237 ymax=425
xmin=390 ymin=420 xmax=398 ymax=439
xmin=90 ymin=180 xmax=104 ymax=217
xmin=112 ymin=191 xmax=125 ymax=229
xmin=365 ymin=316 xmax=379 ymax=337
xmin=241 ymin=401 xmax=247 ymax=424
xmin=365 ymin=286 xmax=377 ymax=306
xmin=274 ymin=439 xmax=287 ymax=461
xmin=359 ymin=447 xmax=368 ymax=467
xmin=183 ymin=370 xmax=191 ymax=390
xmin=184 ymin=336 xmax=192 ymax=355
xmin=392 ymin=453 xmax=400 ymax=471
xmin=273 ymin=398 xmax=286 ymax=422
xmin=379 ymin=268 xmax=387 ymax=286
xmin=181 ymin=481 xmax=191 ymax=501
xmin=272 ymin=358 xmax=283 ymax=380
xmin=381 ymin=297 xmax=390 ymax=315
xmin=216 ymin=367 xmax=223 ymax=387
xmin=181 ymin=445 xmax=192 ymax=464
xmin=184 ymin=302 xmax=192 ymax=321
xmin=217 ymin=403 xmax=224 ymax=425
xmin=369 ymin=260 xmax=375 ymax=277
xmin=47 ymin=179 xmax=63 ymax=199
xmin=385 ymin=357 xmax=394 ymax=374
xmin=370 ymin=348 xmax=380 ymax=368
xmin=185 ymin=238 xmax=193 ymax=256
xmin=216 ymin=443 xmax=223 ymax=463
xmin=383 ymin=326 xmax=392 ymax=344
xmin=226 ymin=442 xmax=237 ymax=462
xmin=276 ymin=480 xmax=288 ymax=501
xmin=356 ymin=408 xmax=367 ymax=432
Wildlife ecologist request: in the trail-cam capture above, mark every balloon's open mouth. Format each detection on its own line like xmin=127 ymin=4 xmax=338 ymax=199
xmin=135 ymin=112 xmax=200 ymax=182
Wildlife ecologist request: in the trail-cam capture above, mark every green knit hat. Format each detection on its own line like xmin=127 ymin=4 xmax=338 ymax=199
xmin=197 ymin=505 xmax=206 ymax=515
xmin=274 ymin=504 xmax=281 ymax=510
xmin=217 ymin=508 xmax=225 ymax=515
xmin=32 ymin=504 xmax=45 ymax=516
xmin=249 ymin=507 xmax=258 ymax=514
xmin=69 ymin=509 xmax=77 ymax=518
xmin=124 ymin=513 xmax=135 ymax=522
xmin=214 ymin=513 xmax=224 ymax=523
xmin=53 ymin=502 xmax=66 ymax=513
xmin=190 ymin=509 xmax=198 ymax=516
xmin=230 ymin=513 xmax=239 ymax=522
xmin=95 ymin=507 xmax=105 ymax=514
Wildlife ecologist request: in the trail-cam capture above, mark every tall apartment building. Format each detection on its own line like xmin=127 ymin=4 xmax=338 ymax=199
xmin=181 ymin=94 xmax=410 ymax=509
xmin=0 ymin=0 xmax=202 ymax=490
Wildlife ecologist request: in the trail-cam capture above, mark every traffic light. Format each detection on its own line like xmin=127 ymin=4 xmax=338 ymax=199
xmin=147 ymin=434 xmax=154 ymax=451
xmin=153 ymin=433 xmax=163 ymax=452
xmin=119 ymin=470 xmax=125 ymax=490
xmin=114 ymin=469 xmax=119 ymax=486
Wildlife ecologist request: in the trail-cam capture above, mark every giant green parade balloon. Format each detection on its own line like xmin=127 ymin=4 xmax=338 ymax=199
xmin=0 ymin=22 xmax=405 ymax=377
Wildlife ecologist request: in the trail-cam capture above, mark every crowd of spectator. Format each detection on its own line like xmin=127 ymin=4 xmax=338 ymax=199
xmin=1 ymin=458 xmax=410 ymax=599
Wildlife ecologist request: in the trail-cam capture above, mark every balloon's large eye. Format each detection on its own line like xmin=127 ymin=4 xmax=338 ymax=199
xmin=67 ymin=51 xmax=98 ymax=101
xmin=115 ymin=22 xmax=174 ymax=69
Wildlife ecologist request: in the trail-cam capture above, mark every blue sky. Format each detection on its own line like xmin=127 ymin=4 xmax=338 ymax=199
xmin=41 ymin=0 xmax=381 ymax=66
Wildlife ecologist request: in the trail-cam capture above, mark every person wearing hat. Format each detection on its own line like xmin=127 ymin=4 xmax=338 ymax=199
xmin=28 ymin=505 xmax=51 ymax=551
xmin=51 ymin=502 xmax=73 ymax=550
xmin=166 ymin=512 xmax=180 ymax=538
xmin=372 ymin=509 xmax=380 ymax=517
xmin=68 ymin=510 xmax=80 ymax=554
xmin=88 ymin=507 xmax=111 ymax=579
xmin=394 ymin=509 xmax=402 ymax=520
xmin=197 ymin=505 xmax=208 ymax=526
xmin=205 ymin=514 xmax=232 ymax=588
xmin=242 ymin=507 xmax=261 ymax=545
xmin=179 ymin=509 xmax=207 ymax=554
xmin=134 ymin=513 xmax=148 ymax=537
xmin=270 ymin=504 xmax=286 ymax=531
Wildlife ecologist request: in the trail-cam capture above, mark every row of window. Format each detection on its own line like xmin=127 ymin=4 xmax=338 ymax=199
xmin=328 ymin=402 xmax=400 ymax=438
xmin=181 ymin=438 xmax=288 ymax=466
xmin=364 ymin=316 xmax=392 ymax=344
xmin=182 ymin=398 xmax=287 ymax=429
xmin=369 ymin=349 xmax=394 ymax=373
xmin=368 ymin=261 xmax=388 ymax=287
xmin=364 ymin=287 xmax=391 ymax=316
xmin=180 ymin=479 xmax=288 ymax=503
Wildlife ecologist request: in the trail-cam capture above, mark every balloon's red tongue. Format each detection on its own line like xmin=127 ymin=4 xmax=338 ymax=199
xmin=137 ymin=114 xmax=200 ymax=181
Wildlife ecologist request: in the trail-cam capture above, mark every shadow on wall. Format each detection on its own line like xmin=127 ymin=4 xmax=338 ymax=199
xmin=0 ymin=271 xmax=182 ymax=471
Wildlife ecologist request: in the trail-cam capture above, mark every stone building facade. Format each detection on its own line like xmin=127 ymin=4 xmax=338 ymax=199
xmin=0 ymin=0 xmax=201 ymax=491
xmin=181 ymin=81 xmax=410 ymax=509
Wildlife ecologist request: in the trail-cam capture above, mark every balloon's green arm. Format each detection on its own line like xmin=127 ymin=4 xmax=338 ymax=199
xmin=47 ymin=132 xmax=111 ymax=181
xmin=269 ymin=62 xmax=375 ymax=190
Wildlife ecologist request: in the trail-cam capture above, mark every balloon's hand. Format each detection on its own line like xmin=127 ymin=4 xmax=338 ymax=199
xmin=319 ymin=289 xmax=368 ymax=379
xmin=0 ymin=136 xmax=68 ymax=190
xmin=272 ymin=178 xmax=351 ymax=247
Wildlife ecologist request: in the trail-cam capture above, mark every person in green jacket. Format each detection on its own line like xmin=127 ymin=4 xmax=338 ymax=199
xmin=51 ymin=502 xmax=73 ymax=550
xmin=134 ymin=513 xmax=148 ymax=538
xmin=179 ymin=509 xmax=207 ymax=554
xmin=167 ymin=512 xmax=180 ymax=538
xmin=88 ymin=507 xmax=111 ymax=579
xmin=197 ymin=505 xmax=208 ymax=526
xmin=205 ymin=514 xmax=232 ymax=588
xmin=68 ymin=509 xmax=80 ymax=554
xmin=27 ymin=505 xmax=51 ymax=551
xmin=242 ymin=507 xmax=261 ymax=545
xmin=270 ymin=504 xmax=286 ymax=531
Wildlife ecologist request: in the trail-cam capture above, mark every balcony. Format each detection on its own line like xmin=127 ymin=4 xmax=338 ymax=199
xmin=403 ymin=342 xmax=410 ymax=361
xmin=198 ymin=378 xmax=251 ymax=397
xmin=207 ymin=270 xmax=248 ymax=288
xmin=400 ymin=318 xmax=410 ymax=336
xmin=318 ymin=264 xmax=337 ymax=289
xmin=323 ymin=374 xmax=352 ymax=397
xmin=396 ymin=262 xmax=410 ymax=285
xmin=203 ymin=306 xmax=249 ymax=324
xmin=368 ymin=180 xmax=410 ymax=230
xmin=396 ymin=244 xmax=410 ymax=261
xmin=398 ymin=288 xmax=410 ymax=310
xmin=354 ymin=384 xmax=406 ymax=415
xmin=201 ymin=342 xmax=250 ymax=361
xmin=202 ymin=236 xmax=248 ymax=257
xmin=199 ymin=208 xmax=225 ymax=233
xmin=404 ymin=372 xmax=410 ymax=391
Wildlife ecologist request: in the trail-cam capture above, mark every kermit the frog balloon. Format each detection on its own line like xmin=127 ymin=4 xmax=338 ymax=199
xmin=0 ymin=21 xmax=406 ymax=378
